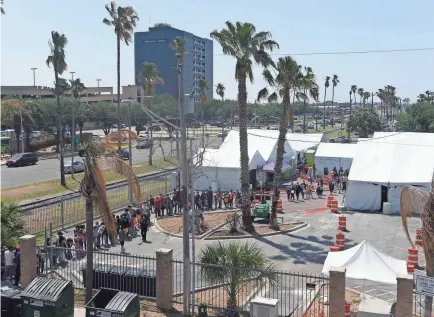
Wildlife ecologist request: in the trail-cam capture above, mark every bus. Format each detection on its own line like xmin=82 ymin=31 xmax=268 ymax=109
xmin=0 ymin=136 xmax=11 ymax=154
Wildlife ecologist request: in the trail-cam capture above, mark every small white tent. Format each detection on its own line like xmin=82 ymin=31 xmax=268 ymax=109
xmin=321 ymin=240 xmax=407 ymax=284
xmin=314 ymin=143 xmax=356 ymax=175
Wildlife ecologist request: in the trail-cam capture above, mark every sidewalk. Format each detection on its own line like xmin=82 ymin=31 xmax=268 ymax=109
xmin=357 ymin=293 xmax=392 ymax=317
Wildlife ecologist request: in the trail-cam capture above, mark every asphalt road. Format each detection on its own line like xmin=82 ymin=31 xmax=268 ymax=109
xmin=0 ymin=137 xmax=222 ymax=189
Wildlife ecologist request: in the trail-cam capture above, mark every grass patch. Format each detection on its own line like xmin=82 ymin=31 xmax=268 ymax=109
xmin=0 ymin=158 xmax=175 ymax=204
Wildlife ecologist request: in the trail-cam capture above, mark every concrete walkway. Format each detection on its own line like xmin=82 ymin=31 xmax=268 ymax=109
xmin=357 ymin=293 xmax=392 ymax=317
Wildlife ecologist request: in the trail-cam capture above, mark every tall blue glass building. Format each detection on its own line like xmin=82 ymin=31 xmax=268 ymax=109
xmin=134 ymin=24 xmax=213 ymax=110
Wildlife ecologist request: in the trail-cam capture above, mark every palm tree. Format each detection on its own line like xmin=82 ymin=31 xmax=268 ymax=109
xmin=403 ymin=97 xmax=410 ymax=109
xmin=211 ymin=22 xmax=278 ymax=230
xmin=139 ymin=62 xmax=164 ymax=166
xmin=1 ymin=202 xmax=25 ymax=249
xmin=417 ymin=94 xmax=427 ymax=103
xmin=400 ymin=175 xmax=434 ymax=317
xmin=377 ymin=89 xmax=385 ymax=121
xmin=357 ymin=88 xmax=364 ymax=109
xmin=199 ymin=241 xmax=277 ymax=311
xmin=103 ymin=1 xmax=139 ymax=152
xmin=1 ymin=0 xmax=5 ymax=15
xmin=299 ymin=67 xmax=319 ymax=133
xmin=216 ymin=83 xmax=225 ymax=101
xmin=257 ymin=56 xmax=307 ymax=228
xmin=169 ymin=36 xmax=187 ymax=160
xmin=70 ymin=78 xmax=86 ymax=144
xmin=323 ymin=76 xmax=330 ymax=128
xmin=81 ymin=133 xmax=142 ymax=303
xmin=198 ymin=79 xmax=208 ymax=146
xmin=363 ymin=91 xmax=370 ymax=108
xmin=46 ymin=31 xmax=68 ymax=186
xmin=330 ymin=75 xmax=339 ymax=125
xmin=425 ymin=90 xmax=434 ymax=104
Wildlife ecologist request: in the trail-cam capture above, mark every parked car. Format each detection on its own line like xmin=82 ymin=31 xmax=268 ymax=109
xmin=217 ymin=131 xmax=228 ymax=138
xmin=136 ymin=140 xmax=153 ymax=149
xmin=64 ymin=161 xmax=85 ymax=174
xmin=78 ymin=148 xmax=87 ymax=157
xmin=6 ymin=152 xmax=38 ymax=167
xmin=307 ymin=123 xmax=314 ymax=129
xmin=117 ymin=149 xmax=129 ymax=160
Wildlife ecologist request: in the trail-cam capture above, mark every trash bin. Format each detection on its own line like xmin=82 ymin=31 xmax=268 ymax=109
xmin=80 ymin=263 xmax=102 ymax=289
xmin=110 ymin=265 xmax=129 ymax=290
xmin=20 ymin=277 xmax=74 ymax=317
xmin=1 ymin=289 xmax=22 ymax=317
xmin=85 ymin=288 xmax=139 ymax=317
xmin=124 ymin=267 xmax=156 ymax=297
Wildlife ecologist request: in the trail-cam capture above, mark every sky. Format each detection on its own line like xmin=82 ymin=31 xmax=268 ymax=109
xmin=1 ymin=0 xmax=433 ymax=103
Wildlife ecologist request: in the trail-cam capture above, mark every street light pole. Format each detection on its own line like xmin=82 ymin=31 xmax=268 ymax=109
xmin=69 ymin=72 xmax=76 ymax=177
xmin=20 ymin=109 xmax=25 ymax=153
xmin=97 ymin=79 xmax=101 ymax=87
xmin=121 ymin=99 xmax=134 ymax=202
xmin=31 ymin=68 xmax=37 ymax=87
xmin=70 ymin=72 xmax=75 ymax=81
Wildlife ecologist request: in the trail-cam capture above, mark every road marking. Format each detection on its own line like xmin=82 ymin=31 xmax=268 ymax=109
xmin=364 ymin=289 xmax=377 ymax=293
xmin=377 ymin=293 xmax=391 ymax=297
xmin=351 ymin=285 xmax=362 ymax=289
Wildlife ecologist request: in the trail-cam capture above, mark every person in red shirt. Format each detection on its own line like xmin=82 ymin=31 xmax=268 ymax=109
xmin=154 ymin=195 xmax=161 ymax=218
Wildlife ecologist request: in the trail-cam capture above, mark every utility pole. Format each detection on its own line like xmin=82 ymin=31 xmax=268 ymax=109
xmin=69 ymin=72 xmax=76 ymax=177
xmin=31 ymin=68 xmax=37 ymax=87
xmin=20 ymin=109 xmax=25 ymax=153
xmin=347 ymin=91 xmax=352 ymax=141
xmin=70 ymin=72 xmax=75 ymax=81
xmin=177 ymin=57 xmax=190 ymax=316
xmin=97 ymin=79 xmax=101 ymax=87
xmin=121 ymin=99 xmax=134 ymax=202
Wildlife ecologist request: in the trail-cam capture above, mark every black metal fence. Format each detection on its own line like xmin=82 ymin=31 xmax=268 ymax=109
xmin=172 ymin=260 xmax=329 ymax=317
xmin=22 ymin=168 xmax=176 ymax=234
xmin=413 ymin=292 xmax=434 ymax=316
xmin=38 ymin=246 xmax=157 ymax=299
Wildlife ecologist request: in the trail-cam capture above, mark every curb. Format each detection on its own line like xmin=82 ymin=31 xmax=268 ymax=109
xmin=203 ymin=221 xmax=308 ymax=240
xmin=153 ymin=210 xmax=241 ymax=239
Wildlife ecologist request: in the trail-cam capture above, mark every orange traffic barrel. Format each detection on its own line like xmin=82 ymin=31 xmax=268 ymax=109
xmin=338 ymin=215 xmax=347 ymax=231
xmin=326 ymin=193 xmax=334 ymax=208
xmin=407 ymin=263 xmax=415 ymax=273
xmin=407 ymin=247 xmax=418 ymax=268
xmin=345 ymin=302 xmax=351 ymax=317
xmin=330 ymin=200 xmax=339 ymax=213
xmin=415 ymin=228 xmax=423 ymax=246
xmin=329 ymin=246 xmax=341 ymax=252
xmin=336 ymin=233 xmax=345 ymax=250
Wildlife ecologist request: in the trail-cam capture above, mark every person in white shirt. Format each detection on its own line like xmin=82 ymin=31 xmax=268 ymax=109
xmin=3 ymin=247 xmax=15 ymax=281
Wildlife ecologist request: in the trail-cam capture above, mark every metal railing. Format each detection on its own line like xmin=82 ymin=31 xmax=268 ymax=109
xmin=21 ymin=168 xmax=176 ymax=234
xmin=172 ymin=260 xmax=329 ymax=317
xmin=38 ymin=246 xmax=157 ymax=299
xmin=413 ymin=292 xmax=434 ymax=316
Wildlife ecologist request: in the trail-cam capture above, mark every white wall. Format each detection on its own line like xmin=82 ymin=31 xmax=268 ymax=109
xmin=194 ymin=166 xmax=241 ymax=192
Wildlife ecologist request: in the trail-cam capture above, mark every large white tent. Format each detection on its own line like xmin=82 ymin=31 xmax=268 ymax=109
xmin=346 ymin=132 xmax=434 ymax=213
xmin=193 ymin=129 xmax=324 ymax=191
xmin=314 ymin=143 xmax=357 ymax=174
xmin=321 ymin=240 xmax=407 ymax=284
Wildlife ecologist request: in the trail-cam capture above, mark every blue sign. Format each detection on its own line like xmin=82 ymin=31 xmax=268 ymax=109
xmin=73 ymin=135 xmax=79 ymax=145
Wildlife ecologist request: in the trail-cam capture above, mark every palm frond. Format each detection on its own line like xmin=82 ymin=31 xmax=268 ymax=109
xmin=256 ymin=88 xmax=269 ymax=102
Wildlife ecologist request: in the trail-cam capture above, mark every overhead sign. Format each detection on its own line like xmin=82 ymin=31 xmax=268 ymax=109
xmin=144 ymin=39 xmax=168 ymax=44
xmin=415 ymin=275 xmax=434 ymax=297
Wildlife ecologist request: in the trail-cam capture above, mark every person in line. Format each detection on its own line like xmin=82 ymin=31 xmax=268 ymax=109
xmin=118 ymin=226 xmax=126 ymax=253
xmin=217 ymin=189 xmax=222 ymax=209
xmin=295 ymin=183 xmax=301 ymax=201
xmin=290 ymin=184 xmax=295 ymax=201
xmin=149 ymin=195 xmax=154 ymax=214
xmin=13 ymin=246 xmax=20 ymax=286
xmin=140 ymin=214 xmax=148 ymax=242
xmin=3 ymin=246 xmax=15 ymax=281
xmin=336 ymin=174 xmax=341 ymax=193
xmin=214 ymin=192 xmax=219 ymax=210
xmin=286 ymin=187 xmax=291 ymax=202
xmin=342 ymin=174 xmax=348 ymax=192
xmin=235 ymin=190 xmax=240 ymax=208
xmin=207 ymin=187 xmax=213 ymax=210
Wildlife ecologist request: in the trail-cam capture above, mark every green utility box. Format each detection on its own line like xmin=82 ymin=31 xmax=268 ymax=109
xmin=85 ymin=288 xmax=140 ymax=317
xmin=20 ymin=277 xmax=74 ymax=317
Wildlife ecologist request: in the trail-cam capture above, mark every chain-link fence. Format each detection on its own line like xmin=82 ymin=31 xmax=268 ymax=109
xmin=22 ymin=168 xmax=176 ymax=234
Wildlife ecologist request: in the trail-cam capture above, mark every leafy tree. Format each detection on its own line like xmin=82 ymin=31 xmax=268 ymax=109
xmin=79 ymin=136 xmax=141 ymax=303
xmin=46 ymin=30 xmax=68 ymax=186
xmin=103 ymin=1 xmax=139 ymax=151
xmin=1 ymin=202 xmax=25 ymax=249
xmin=57 ymin=78 xmax=71 ymax=95
xmin=199 ymin=241 xmax=276 ymax=311
xmin=396 ymin=102 xmax=434 ymax=132
xmin=211 ymin=21 xmax=278 ymax=231
xmin=347 ymin=108 xmax=381 ymax=138
xmin=90 ymin=102 xmax=118 ymax=135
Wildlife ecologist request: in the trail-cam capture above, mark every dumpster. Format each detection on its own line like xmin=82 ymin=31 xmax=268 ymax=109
xmin=80 ymin=263 xmax=102 ymax=289
xmin=125 ymin=267 xmax=156 ymax=297
xmin=1 ymin=288 xmax=22 ymax=317
xmin=94 ymin=264 xmax=114 ymax=289
xmin=20 ymin=277 xmax=74 ymax=317
xmin=110 ymin=265 xmax=129 ymax=290
xmin=85 ymin=288 xmax=139 ymax=317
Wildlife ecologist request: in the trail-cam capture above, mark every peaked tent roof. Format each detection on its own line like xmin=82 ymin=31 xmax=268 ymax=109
xmin=321 ymin=240 xmax=407 ymax=284
xmin=372 ymin=132 xmax=434 ymax=147
xmin=315 ymin=143 xmax=357 ymax=159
